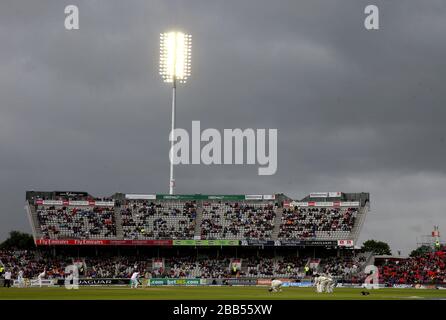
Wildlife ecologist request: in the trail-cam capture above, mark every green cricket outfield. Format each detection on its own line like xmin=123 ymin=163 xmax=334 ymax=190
xmin=0 ymin=286 xmax=445 ymax=300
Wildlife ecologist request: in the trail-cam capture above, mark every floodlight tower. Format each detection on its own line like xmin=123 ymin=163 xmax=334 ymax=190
xmin=160 ymin=31 xmax=192 ymax=195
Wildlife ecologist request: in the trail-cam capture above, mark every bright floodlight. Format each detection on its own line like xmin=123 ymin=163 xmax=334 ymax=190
xmin=160 ymin=32 xmax=192 ymax=83
xmin=159 ymin=31 xmax=192 ymax=195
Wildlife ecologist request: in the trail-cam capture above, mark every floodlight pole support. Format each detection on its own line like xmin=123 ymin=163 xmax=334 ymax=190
xmin=169 ymin=77 xmax=176 ymax=195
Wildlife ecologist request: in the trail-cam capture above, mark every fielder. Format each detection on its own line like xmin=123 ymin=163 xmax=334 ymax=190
xmin=314 ymin=274 xmax=336 ymax=293
xmin=268 ymin=278 xmax=283 ymax=292
xmin=130 ymin=271 xmax=140 ymax=288
xmin=17 ymin=270 xmax=25 ymax=288
xmin=323 ymin=275 xmax=336 ymax=293
xmin=314 ymin=274 xmax=323 ymax=293
xmin=37 ymin=268 xmax=46 ymax=287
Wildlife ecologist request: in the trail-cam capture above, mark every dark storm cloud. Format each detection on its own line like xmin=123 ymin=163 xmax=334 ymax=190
xmin=1 ymin=0 xmax=446 ymax=253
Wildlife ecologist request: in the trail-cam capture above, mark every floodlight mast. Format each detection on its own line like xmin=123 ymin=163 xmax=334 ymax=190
xmin=169 ymin=75 xmax=176 ymax=195
xmin=160 ymin=31 xmax=191 ymax=195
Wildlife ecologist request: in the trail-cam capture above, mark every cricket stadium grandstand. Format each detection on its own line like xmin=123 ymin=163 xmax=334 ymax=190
xmin=0 ymin=191 xmax=372 ymax=285
xmin=2 ymin=190 xmax=446 ymax=298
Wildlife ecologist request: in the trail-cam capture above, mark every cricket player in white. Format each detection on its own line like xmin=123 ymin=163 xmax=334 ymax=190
xmin=325 ymin=275 xmax=336 ymax=293
xmin=314 ymin=274 xmax=323 ymax=293
xmin=37 ymin=268 xmax=46 ymax=287
xmin=320 ymin=275 xmax=333 ymax=293
xmin=268 ymin=279 xmax=283 ymax=292
xmin=130 ymin=271 xmax=140 ymax=288
xmin=314 ymin=275 xmax=323 ymax=293
xmin=17 ymin=270 xmax=25 ymax=288
xmin=315 ymin=274 xmax=335 ymax=293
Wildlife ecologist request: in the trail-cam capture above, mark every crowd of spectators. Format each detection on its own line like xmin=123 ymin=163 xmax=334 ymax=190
xmin=0 ymin=250 xmax=66 ymax=279
xmin=0 ymin=250 xmax=152 ymax=279
xmin=378 ymin=251 xmax=446 ymax=285
xmin=244 ymin=256 xmax=312 ymax=278
xmin=37 ymin=206 xmax=116 ymax=239
xmin=7 ymin=249 xmax=446 ymax=284
xmin=200 ymin=202 xmax=276 ymax=240
xmin=245 ymin=257 xmax=276 ymax=277
xmin=0 ymin=250 xmax=358 ymax=280
xmin=84 ymin=257 xmax=151 ymax=278
xmin=121 ymin=201 xmax=197 ymax=239
xmin=31 ymin=198 xmax=363 ymax=242
xmin=275 ymin=256 xmax=307 ymax=277
xmin=321 ymin=254 xmax=366 ymax=277
xmin=278 ymin=207 xmax=357 ymax=239
xmin=166 ymin=256 xmax=232 ymax=278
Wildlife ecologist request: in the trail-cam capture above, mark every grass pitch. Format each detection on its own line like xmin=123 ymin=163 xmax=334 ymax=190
xmin=1 ymin=286 xmax=446 ymax=300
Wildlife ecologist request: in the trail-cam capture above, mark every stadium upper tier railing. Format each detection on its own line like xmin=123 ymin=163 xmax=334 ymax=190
xmin=25 ymin=191 xmax=370 ymax=247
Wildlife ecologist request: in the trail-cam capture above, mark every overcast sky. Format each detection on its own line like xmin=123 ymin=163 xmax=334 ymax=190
xmin=1 ymin=0 xmax=445 ymax=254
